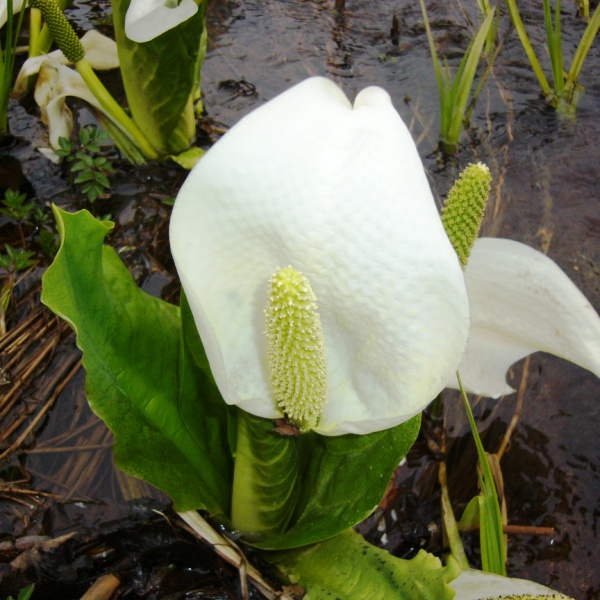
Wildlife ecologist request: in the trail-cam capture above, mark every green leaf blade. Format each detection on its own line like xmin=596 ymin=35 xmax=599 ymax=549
xmin=270 ymin=529 xmax=460 ymax=600
xmin=41 ymin=207 xmax=232 ymax=516
xmin=254 ymin=415 xmax=421 ymax=550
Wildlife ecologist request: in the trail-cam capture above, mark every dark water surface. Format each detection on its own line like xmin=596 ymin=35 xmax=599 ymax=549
xmin=203 ymin=2 xmax=600 ymax=598
xmin=3 ymin=1 xmax=600 ymax=598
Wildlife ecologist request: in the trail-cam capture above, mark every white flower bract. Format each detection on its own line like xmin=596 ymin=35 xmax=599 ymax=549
xmin=125 ymin=0 xmax=198 ymax=43
xmin=170 ymin=77 xmax=470 ymax=435
xmin=171 ymin=77 xmax=600 ymax=435
xmin=455 ymin=237 xmax=600 ymax=396
xmin=451 ymin=568 xmax=572 ymax=599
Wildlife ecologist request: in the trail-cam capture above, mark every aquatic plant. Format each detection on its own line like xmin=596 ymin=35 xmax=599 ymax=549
xmin=419 ymin=0 xmax=497 ymax=154
xmin=0 ymin=0 xmax=26 ymax=138
xmin=506 ymin=0 xmax=600 ymax=112
xmin=41 ymin=78 xmax=594 ymax=598
xmin=11 ymin=0 xmax=207 ymax=163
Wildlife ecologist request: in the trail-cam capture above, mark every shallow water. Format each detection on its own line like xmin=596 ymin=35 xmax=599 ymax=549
xmin=3 ymin=0 xmax=600 ymax=598
xmin=204 ymin=3 xmax=600 ymax=597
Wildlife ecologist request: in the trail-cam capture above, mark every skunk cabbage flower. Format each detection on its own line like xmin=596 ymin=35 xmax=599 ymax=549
xmin=125 ymin=0 xmax=198 ymax=43
xmin=13 ymin=30 xmax=119 ymax=98
xmin=171 ymin=77 xmax=600 ymax=435
xmin=457 ymin=237 xmax=600 ymax=396
xmin=33 ymin=60 xmax=108 ymax=154
xmin=171 ymin=77 xmax=470 ymax=435
xmin=451 ymin=569 xmax=572 ymax=599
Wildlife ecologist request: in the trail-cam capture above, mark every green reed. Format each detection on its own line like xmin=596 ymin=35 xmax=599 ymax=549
xmin=506 ymin=0 xmax=600 ymax=112
xmin=420 ymin=0 xmax=497 ymax=154
xmin=1 ymin=0 xmax=27 ymax=138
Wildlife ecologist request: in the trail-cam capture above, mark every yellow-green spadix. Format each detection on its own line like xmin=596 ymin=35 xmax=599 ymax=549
xmin=170 ymin=77 xmax=600 ymax=435
xmin=265 ymin=266 xmax=327 ymax=430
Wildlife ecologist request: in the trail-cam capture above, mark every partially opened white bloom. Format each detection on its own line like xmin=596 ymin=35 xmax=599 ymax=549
xmin=451 ymin=569 xmax=572 ymax=599
xmin=456 ymin=237 xmax=600 ymax=396
xmin=13 ymin=30 xmax=119 ymax=98
xmin=34 ymin=59 xmax=107 ymax=150
xmin=125 ymin=0 xmax=198 ymax=43
xmin=170 ymin=77 xmax=470 ymax=435
xmin=0 ymin=0 xmax=25 ymax=28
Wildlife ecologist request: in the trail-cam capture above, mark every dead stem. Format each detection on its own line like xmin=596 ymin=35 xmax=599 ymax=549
xmin=496 ymin=356 xmax=530 ymax=461
xmin=177 ymin=510 xmax=295 ymax=600
xmin=0 ymin=321 xmax=69 ymax=421
xmin=0 ymin=356 xmax=82 ymax=460
xmin=26 ymin=444 xmax=112 ymax=454
xmin=33 ymin=417 xmax=101 ymax=449
xmin=0 ymin=306 xmax=46 ymax=353
xmin=459 ymin=523 xmax=555 ymax=536
xmin=80 ymin=573 xmax=121 ymax=600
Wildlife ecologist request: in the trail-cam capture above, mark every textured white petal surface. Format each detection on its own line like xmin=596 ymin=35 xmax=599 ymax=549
xmin=125 ymin=0 xmax=197 ymax=43
xmin=455 ymin=237 xmax=600 ymax=396
xmin=451 ymin=569 xmax=571 ymax=599
xmin=171 ymin=77 xmax=469 ymax=435
xmin=13 ymin=31 xmax=119 ymax=98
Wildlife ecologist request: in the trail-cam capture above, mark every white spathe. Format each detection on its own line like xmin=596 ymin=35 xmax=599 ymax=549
xmin=11 ymin=31 xmax=120 ymax=161
xmin=13 ymin=30 xmax=119 ymax=98
xmin=456 ymin=237 xmax=600 ymax=396
xmin=0 ymin=0 xmax=25 ymax=29
xmin=170 ymin=77 xmax=471 ymax=435
xmin=451 ymin=569 xmax=572 ymax=599
xmin=34 ymin=60 xmax=106 ymax=153
xmin=125 ymin=0 xmax=198 ymax=43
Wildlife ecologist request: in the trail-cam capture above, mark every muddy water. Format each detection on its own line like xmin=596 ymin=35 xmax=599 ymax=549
xmin=201 ymin=2 xmax=600 ymax=598
xmin=5 ymin=0 xmax=600 ymax=598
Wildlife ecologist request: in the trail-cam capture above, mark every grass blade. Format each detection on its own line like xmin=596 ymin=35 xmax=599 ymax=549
xmin=505 ymin=0 xmax=553 ymax=98
xmin=445 ymin=8 xmax=496 ymax=148
xmin=566 ymin=1 xmax=600 ymax=101
xmin=544 ymin=0 xmax=564 ymax=96
xmin=458 ymin=373 xmax=506 ymax=575
xmin=419 ymin=0 xmax=445 ymax=104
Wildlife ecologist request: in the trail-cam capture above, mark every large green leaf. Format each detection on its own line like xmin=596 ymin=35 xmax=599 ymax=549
xmin=270 ymin=528 xmax=460 ymax=599
xmin=253 ymin=415 xmax=421 ymax=549
xmin=110 ymin=0 xmax=207 ymax=155
xmin=41 ymin=207 xmax=232 ymax=515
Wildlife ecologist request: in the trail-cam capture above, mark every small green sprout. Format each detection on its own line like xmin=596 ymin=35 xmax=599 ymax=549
xmin=0 ymin=189 xmax=35 ymax=221
xmin=57 ymin=126 xmax=115 ymax=202
xmin=7 ymin=583 xmax=35 ymax=600
xmin=0 ymin=244 xmax=37 ymax=273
